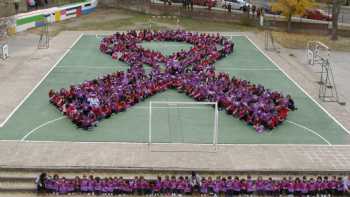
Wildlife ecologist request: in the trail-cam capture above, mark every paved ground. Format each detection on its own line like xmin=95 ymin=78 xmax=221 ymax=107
xmin=0 ymin=31 xmax=350 ymax=171
xmin=0 ymin=31 xmax=82 ymax=126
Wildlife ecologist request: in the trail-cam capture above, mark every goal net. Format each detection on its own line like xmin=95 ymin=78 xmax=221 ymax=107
xmin=148 ymin=101 xmax=219 ymax=151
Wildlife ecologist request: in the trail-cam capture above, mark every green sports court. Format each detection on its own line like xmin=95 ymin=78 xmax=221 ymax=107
xmin=0 ymin=34 xmax=349 ymax=145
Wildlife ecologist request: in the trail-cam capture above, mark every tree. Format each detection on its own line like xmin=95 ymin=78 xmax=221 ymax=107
xmin=331 ymin=0 xmax=342 ymax=40
xmin=272 ymin=0 xmax=314 ymax=32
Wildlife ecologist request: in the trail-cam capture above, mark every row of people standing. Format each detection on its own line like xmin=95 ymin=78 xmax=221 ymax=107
xmin=36 ymin=173 xmax=350 ymax=196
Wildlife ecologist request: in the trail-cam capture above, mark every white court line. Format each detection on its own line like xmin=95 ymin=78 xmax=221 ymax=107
xmin=5 ymin=139 xmax=350 ymax=147
xmin=134 ymin=106 xmax=212 ymax=109
xmin=0 ymin=34 xmax=84 ymax=128
xmin=20 ymin=116 xmax=66 ymax=142
xmin=217 ymin=68 xmax=279 ymax=71
xmin=286 ymin=120 xmax=331 ymax=146
xmin=245 ymin=35 xmax=350 ymax=137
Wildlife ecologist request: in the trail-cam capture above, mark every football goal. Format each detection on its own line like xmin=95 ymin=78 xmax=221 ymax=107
xmin=148 ymin=101 xmax=219 ymax=151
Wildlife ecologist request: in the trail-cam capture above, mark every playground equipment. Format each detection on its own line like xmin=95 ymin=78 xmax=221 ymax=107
xmin=306 ymin=41 xmax=345 ymax=105
xmin=38 ymin=18 xmax=49 ymax=49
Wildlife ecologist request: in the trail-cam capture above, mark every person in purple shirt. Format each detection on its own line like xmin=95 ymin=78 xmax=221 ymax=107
xmin=255 ymin=176 xmax=264 ymax=196
xmin=246 ymin=175 xmax=255 ymax=196
xmin=207 ymin=176 xmax=214 ymax=195
xmin=329 ymin=176 xmax=338 ymax=195
xmin=264 ymin=177 xmax=273 ymax=196
xmin=153 ymin=176 xmax=162 ymax=195
xmin=316 ymin=176 xmax=323 ymax=196
xmin=184 ymin=176 xmax=192 ymax=195
xmin=162 ymin=175 xmax=171 ymax=195
xmin=212 ymin=176 xmax=221 ymax=195
xmin=280 ymin=177 xmax=288 ymax=195
xmin=58 ymin=177 xmax=68 ymax=195
xmin=336 ymin=176 xmax=344 ymax=196
xmin=87 ymin=175 xmax=95 ymax=194
xmin=200 ymin=177 xmax=208 ymax=195
xmin=80 ymin=175 xmax=89 ymax=193
xmin=225 ymin=176 xmax=233 ymax=196
xmin=106 ymin=177 xmax=114 ymax=194
xmin=140 ymin=176 xmax=151 ymax=195
xmin=322 ymin=176 xmax=330 ymax=195
xmin=232 ymin=176 xmax=241 ymax=196
xmin=94 ymin=177 xmax=102 ymax=195
xmin=176 ymin=176 xmax=186 ymax=195
xmin=170 ymin=176 xmax=177 ymax=195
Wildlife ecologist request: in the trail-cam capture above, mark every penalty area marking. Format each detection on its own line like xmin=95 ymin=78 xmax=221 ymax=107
xmin=245 ymin=35 xmax=350 ymax=136
xmin=286 ymin=120 xmax=331 ymax=145
xmin=0 ymin=34 xmax=84 ymax=128
xmin=20 ymin=116 xmax=66 ymax=141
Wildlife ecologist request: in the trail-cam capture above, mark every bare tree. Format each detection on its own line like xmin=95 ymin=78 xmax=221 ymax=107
xmin=331 ymin=0 xmax=342 ymax=40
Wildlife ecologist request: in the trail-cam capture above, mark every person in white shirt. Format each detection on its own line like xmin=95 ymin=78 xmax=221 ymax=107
xmin=344 ymin=175 xmax=350 ymax=193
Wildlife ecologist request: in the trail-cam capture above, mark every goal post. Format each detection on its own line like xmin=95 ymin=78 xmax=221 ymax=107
xmin=148 ymin=101 xmax=219 ymax=151
xmin=306 ymin=41 xmax=330 ymax=65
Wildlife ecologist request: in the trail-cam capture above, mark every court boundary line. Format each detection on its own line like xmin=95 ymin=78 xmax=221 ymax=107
xmin=0 ymin=34 xmax=84 ymax=128
xmin=21 ymin=116 xmax=66 ymax=141
xmin=244 ymin=35 xmax=350 ymax=137
xmin=4 ymin=140 xmax=350 ymax=146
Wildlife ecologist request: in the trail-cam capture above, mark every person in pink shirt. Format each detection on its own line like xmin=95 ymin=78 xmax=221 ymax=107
xmin=287 ymin=177 xmax=295 ymax=195
xmin=300 ymin=176 xmax=309 ymax=196
xmin=293 ymin=177 xmax=302 ymax=196
xmin=240 ymin=178 xmax=248 ymax=196
xmin=308 ymin=177 xmax=317 ymax=197
xmin=271 ymin=180 xmax=280 ymax=197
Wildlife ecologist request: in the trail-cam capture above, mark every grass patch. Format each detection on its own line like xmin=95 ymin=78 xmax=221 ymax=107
xmin=271 ymin=31 xmax=350 ymax=52
xmin=29 ymin=8 xmax=258 ymax=37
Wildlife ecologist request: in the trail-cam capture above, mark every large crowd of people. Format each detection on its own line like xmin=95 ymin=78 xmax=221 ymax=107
xmin=49 ymin=30 xmax=296 ymax=132
xmin=36 ymin=172 xmax=350 ymax=196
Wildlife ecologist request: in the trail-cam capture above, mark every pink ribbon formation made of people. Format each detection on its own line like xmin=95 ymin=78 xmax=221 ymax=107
xmin=48 ymin=30 xmax=297 ymax=132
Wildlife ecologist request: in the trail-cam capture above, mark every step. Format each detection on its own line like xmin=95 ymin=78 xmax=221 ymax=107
xmin=0 ymin=176 xmax=34 ymax=182
xmin=0 ymin=181 xmax=35 ymax=189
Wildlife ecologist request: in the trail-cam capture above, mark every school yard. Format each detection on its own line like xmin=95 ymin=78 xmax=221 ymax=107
xmin=1 ymin=8 xmax=350 ymax=172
